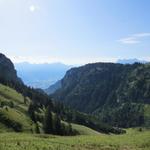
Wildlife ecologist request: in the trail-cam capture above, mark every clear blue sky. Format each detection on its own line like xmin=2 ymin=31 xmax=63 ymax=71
xmin=0 ymin=0 xmax=150 ymax=64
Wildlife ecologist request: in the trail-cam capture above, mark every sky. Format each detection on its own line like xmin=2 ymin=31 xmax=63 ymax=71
xmin=0 ymin=0 xmax=150 ymax=65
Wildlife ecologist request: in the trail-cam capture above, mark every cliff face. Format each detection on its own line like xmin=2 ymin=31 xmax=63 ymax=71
xmin=0 ymin=53 xmax=22 ymax=83
xmin=52 ymin=62 xmax=150 ymax=127
xmin=53 ymin=62 xmax=150 ymax=113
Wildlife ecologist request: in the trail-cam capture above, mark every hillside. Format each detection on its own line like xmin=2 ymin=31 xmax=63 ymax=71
xmin=71 ymin=123 xmax=101 ymax=135
xmin=0 ymin=83 xmax=33 ymax=132
xmin=0 ymin=83 xmax=104 ymax=135
xmin=45 ymin=80 xmax=62 ymax=95
xmin=52 ymin=62 xmax=150 ymax=127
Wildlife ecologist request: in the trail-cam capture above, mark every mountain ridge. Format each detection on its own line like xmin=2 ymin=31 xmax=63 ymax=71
xmin=52 ymin=62 xmax=150 ymax=127
xmin=0 ymin=53 xmax=22 ymax=84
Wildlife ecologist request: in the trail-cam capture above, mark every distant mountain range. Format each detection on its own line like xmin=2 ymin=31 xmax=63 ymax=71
xmin=15 ymin=62 xmax=72 ymax=89
xmin=116 ymin=58 xmax=149 ymax=64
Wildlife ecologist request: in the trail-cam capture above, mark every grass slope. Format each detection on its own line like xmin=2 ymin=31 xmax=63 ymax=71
xmin=144 ymin=104 xmax=150 ymax=127
xmin=71 ymin=123 xmax=101 ymax=135
xmin=0 ymin=84 xmax=101 ymax=135
xmin=0 ymin=84 xmax=33 ymax=132
xmin=0 ymin=128 xmax=149 ymax=150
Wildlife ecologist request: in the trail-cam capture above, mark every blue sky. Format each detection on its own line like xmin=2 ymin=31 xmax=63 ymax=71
xmin=0 ymin=0 xmax=150 ymax=64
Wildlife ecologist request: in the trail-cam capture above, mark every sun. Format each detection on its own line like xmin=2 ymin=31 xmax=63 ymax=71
xmin=29 ymin=5 xmax=39 ymax=12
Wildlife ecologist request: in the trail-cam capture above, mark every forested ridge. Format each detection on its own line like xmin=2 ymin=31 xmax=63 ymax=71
xmin=53 ymin=62 xmax=150 ymax=128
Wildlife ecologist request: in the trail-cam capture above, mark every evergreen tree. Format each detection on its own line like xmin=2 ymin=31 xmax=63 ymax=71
xmin=35 ymin=122 xmax=40 ymax=134
xmin=54 ymin=115 xmax=61 ymax=135
xmin=28 ymin=103 xmax=36 ymax=122
xmin=68 ymin=123 xmax=73 ymax=135
xmin=43 ymin=105 xmax=53 ymax=134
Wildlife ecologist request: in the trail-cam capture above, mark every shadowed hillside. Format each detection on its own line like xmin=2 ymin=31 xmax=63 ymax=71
xmin=52 ymin=62 xmax=150 ymax=127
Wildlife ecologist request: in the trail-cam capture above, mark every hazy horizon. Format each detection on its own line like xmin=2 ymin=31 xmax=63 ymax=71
xmin=12 ymin=58 xmax=149 ymax=66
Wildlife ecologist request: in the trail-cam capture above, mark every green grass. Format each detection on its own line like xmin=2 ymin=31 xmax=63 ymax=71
xmin=0 ymin=128 xmax=149 ymax=150
xmin=0 ymin=84 xmax=33 ymax=132
xmin=144 ymin=104 xmax=150 ymax=127
xmin=71 ymin=123 xmax=101 ymax=135
xmin=0 ymin=123 xmax=13 ymax=133
xmin=0 ymin=108 xmax=32 ymax=132
xmin=0 ymin=84 xmax=24 ymax=103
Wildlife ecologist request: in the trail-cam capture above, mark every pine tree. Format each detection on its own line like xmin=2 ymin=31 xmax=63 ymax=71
xmin=43 ymin=105 xmax=53 ymax=134
xmin=54 ymin=115 xmax=61 ymax=135
xmin=68 ymin=123 xmax=73 ymax=135
xmin=35 ymin=122 xmax=40 ymax=134
xmin=28 ymin=103 xmax=36 ymax=122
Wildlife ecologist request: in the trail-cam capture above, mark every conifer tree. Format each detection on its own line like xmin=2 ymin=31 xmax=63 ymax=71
xmin=43 ymin=105 xmax=53 ymax=134
xmin=54 ymin=115 xmax=61 ymax=135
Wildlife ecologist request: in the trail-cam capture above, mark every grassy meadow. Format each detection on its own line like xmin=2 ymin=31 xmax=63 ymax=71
xmin=0 ymin=128 xmax=149 ymax=150
xmin=0 ymin=83 xmax=150 ymax=150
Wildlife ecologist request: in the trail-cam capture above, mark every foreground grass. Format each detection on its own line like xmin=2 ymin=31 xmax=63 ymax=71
xmin=0 ymin=129 xmax=149 ymax=150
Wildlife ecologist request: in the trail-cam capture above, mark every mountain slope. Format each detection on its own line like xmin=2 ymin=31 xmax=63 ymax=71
xmin=0 ymin=83 xmax=102 ymax=135
xmin=52 ymin=62 xmax=150 ymax=127
xmin=0 ymin=53 xmax=22 ymax=84
xmin=45 ymin=80 xmax=62 ymax=95
xmin=53 ymin=63 xmax=137 ymax=112
xmin=0 ymin=83 xmax=33 ymax=132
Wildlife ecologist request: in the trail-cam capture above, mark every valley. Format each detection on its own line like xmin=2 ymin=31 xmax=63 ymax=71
xmin=0 ymin=53 xmax=149 ymax=150
xmin=1 ymin=0 xmax=150 ymax=149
